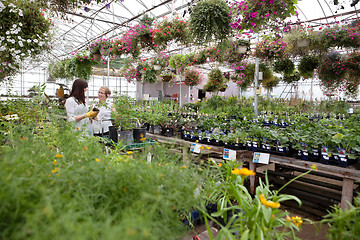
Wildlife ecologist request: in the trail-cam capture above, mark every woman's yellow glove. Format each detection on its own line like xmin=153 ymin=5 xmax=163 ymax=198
xmin=85 ymin=109 xmax=99 ymax=118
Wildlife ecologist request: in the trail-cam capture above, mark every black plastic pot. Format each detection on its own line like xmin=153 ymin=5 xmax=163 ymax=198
xmin=133 ymin=128 xmax=146 ymax=143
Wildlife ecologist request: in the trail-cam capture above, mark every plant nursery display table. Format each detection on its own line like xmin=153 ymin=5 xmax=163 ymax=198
xmin=147 ymin=133 xmax=360 ymax=212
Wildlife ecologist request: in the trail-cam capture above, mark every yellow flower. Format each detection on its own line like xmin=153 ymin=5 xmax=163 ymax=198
xmin=158 ymin=163 xmax=161 ymax=167
xmin=127 ymin=151 xmax=133 ymax=155
xmin=232 ymin=167 xmax=255 ymax=176
xmin=56 ymin=154 xmax=63 ymax=158
xmin=182 ymin=165 xmax=187 ymax=169
xmin=206 ymin=146 xmax=211 ymax=150
xmin=292 ymin=216 xmax=303 ymax=227
xmin=51 ymin=168 xmax=58 ymax=173
xmin=259 ymin=194 xmax=280 ymax=208
xmin=200 ymin=146 xmax=205 ymax=150
xmin=311 ymin=164 xmax=317 ymax=170
xmin=140 ymin=137 xmax=146 ymax=141
xmin=83 ymin=146 xmax=88 ymax=151
xmin=96 ymin=158 xmax=101 ymax=162
xmin=218 ymin=163 xmax=222 ymax=167
xmin=195 ymin=140 xmax=199 ymax=143
xmin=53 ymin=160 xmax=57 ymax=165
xmin=286 ymin=216 xmax=292 ymax=222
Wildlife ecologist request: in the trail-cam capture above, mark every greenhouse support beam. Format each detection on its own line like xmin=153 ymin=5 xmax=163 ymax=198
xmin=254 ymin=58 xmax=259 ymax=116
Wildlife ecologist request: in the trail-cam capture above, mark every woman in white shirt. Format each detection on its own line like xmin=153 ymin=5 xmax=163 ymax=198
xmin=64 ymin=78 xmax=98 ymax=136
xmin=92 ymin=86 xmax=113 ymax=136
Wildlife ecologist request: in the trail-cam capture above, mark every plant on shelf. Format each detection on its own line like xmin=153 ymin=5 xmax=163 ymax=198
xmin=189 ymin=0 xmax=231 ymax=43
xmin=112 ymin=95 xmax=138 ymax=131
xmin=184 ymin=69 xmax=203 ymax=86
xmin=254 ymin=39 xmax=287 ymax=61
xmin=298 ymin=55 xmax=319 ymax=79
xmin=203 ymin=68 xmax=228 ymax=92
xmin=0 ymin=0 xmax=53 ymax=82
xmin=229 ymin=0 xmax=297 ymax=33
xmin=152 ymin=15 xmax=189 ymax=51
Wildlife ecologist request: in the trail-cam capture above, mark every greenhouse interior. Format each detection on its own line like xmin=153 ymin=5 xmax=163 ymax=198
xmin=2 ymin=0 xmax=360 ymax=239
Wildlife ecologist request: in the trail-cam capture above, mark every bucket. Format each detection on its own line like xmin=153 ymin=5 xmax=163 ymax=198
xmin=118 ymin=130 xmax=133 ymax=145
xmin=108 ymin=126 xmax=118 ymax=143
xmin=133 ymin=128 xmax=146 ymax=143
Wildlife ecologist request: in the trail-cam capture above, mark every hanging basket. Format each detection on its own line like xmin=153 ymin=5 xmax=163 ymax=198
xmin=297 ymin=39 xmax=310 ymax=47
xmin=93 ymin=53 xmax=102 ymax=61
xmin=162 ymin=75 xmax=172 ymax=82
xmin=236 ymin=45 xmax=248 ymax=54
xmin=153 ymin=64 xmax=162 ymax=71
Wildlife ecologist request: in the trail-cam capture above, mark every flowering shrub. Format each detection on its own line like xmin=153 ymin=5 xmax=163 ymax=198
xmin=254 ymin=39 xmax=287 ymax=61
xmin=184 ymin=69 xmax=202 ymax=86
xmin=230 ymin=0 xmax=297 ymax=33
xmin=0 ymin=0 xmax=53 ymax=81
xmin=152 ymin=16 xmax=189 ymax=51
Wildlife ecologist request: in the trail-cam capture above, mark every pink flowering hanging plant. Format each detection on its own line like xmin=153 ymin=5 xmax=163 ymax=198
xmin=229 ymin=0 xmax=297 ymax=33
xmin=254 ymin=38 xmax=287 ymax=61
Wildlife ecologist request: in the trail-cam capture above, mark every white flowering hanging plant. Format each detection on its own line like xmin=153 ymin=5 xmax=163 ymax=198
xmin=0 ymin=0 xmax=53 ymax=81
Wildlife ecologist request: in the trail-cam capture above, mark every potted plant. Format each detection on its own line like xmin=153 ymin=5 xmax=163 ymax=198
xmin=235 ymin=39 xmax=251 ymax=54
xmin=67 ymin=51 xmax=94 ymax=81
xmin=189 ymin=0 xmax=231 ymax=43
xmin=161 ymin=70 xmax=176 ymax=82
xmin=298 ymin=55 xmax=319 ymax=79
xmin=0 ymin=0 xmax=53 ymax=81
xmin=318 ymin=52 xmax=348 ymax=93
xmin=184 ymin=69 xmax=202 ymax=87
xmin=229 ymin=0 xmax=298 ymax=33
xmin=273 ymin=58 xmax=295 ymax=74
xmin=203 ymin=68 xmax=228 ymax=92
xmin=151 ymin=54 xmax=169 ymax=71
xmin=283 ymin=27 xmax=320 ymax=57
xmin=120 ymin=64 xmax=141 ymax=82
xmin=141 ymin=63 xmax=158 ymax=84
xmin=152 ymin=15 xmax=190 ymax=51
xmin=88 ymin=38 xmax=112 ymax=61
xmin=255 ymin=39 xmax=287 ymax=61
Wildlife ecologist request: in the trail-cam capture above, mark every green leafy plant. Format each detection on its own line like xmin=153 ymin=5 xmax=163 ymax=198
xmin=322 ymin=193 xmax=360 ymax=240
xmin=298 ymin=55 xmax=319 ymax=79
xmin=204 ymin=68 xmax=228 ymax=92
xmin=189 ymin=0 xmax=231 ymax=43
xmin=273 ymin=58 xmax=295 ymax=74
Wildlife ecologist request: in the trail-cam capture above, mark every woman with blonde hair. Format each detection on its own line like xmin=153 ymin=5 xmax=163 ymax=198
xmin=92 ymin=86 xmax=113 ymax=137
